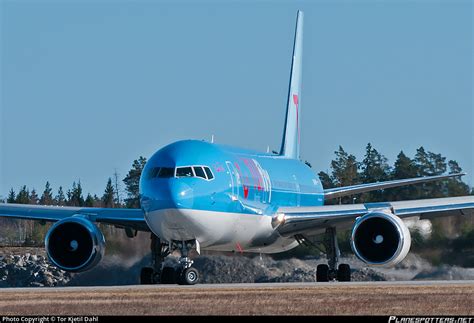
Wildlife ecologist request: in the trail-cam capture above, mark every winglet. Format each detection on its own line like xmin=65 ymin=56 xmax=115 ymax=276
xmin=280 ymin=10 xmax=303 ymax=159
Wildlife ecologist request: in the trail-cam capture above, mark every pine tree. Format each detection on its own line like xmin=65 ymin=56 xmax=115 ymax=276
xmin=414 ymin=147 xmax=431 ymax=176
xmin=330 ymin=146 xmax=359 ymax=187
xmin=445 ymin=160 xmax=470 ymax=197
xmin=84 ymin=193 xmax=95 ymax=207
xmin=93 ymin=194 xmax=101 ymax=207
xmin=330 ymin=146 xmax=359 ymax=204
xmin=386 ymin=151 xmax=419 ymax=201
xmin=392 ymin=151 xmax=418 ymax=179
xmin=318 ymin=171 xmax=334 ymax=189
xmin=55 ymin=186 xmax=66 ymax=206
xmin=16 ymin=186 xmax=30 ymax=204
xmin=414 ymin=147 xmax=446 ymax=177
xmin=123 ymin=156 xmax=147 ymax=208
xmin=414 ymin=147 xmax=447 ymax=198
xmin=360 ymin=143 xmax=390 ymax=183
xmin=428 ymin=151 xmax=447 ymax=175
xmin=29 ymin=189 xmax=39 ymax=205
xmin=7 ymin=188 xmax=16 ymax=203
xmin=13 ymin=185 xmax=33 ymax=245
xmin=66 ymin=188 xmax=73 ymax=206
xmin=102 ymin=178 xmax=115 ymax=208
xmin=39 ymin=181 xmax=54 ymax=205
xmin=67 ymin=181 xmax=84 ymax=207
xmin=360 ymin=143 xmax=390 ymax=202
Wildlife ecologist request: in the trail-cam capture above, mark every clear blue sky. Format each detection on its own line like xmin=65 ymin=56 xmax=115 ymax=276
xmin=1 ymin=0 xmax=472 ymax=199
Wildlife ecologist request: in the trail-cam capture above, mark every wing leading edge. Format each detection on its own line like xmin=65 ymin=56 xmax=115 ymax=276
xmin=0 ymin=203 xmax=148 ymax=231
xmin=323 ymin=173 xmax=465 ymax=200
xmin=275 ymin=195 xmax=474 ymax=237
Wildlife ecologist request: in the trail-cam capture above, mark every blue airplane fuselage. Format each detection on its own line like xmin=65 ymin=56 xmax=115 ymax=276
xmin=139 ymin=140 xmax=324 ymax=253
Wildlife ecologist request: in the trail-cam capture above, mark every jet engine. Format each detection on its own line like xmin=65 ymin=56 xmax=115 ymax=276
xmin=45 ymin=216 xmax=105 ymax=272
xmin=350 ymin=212 xmax=411 ymax=266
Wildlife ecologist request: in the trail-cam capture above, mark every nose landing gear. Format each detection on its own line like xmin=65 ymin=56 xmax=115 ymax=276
xmin=177 ymin=266 xmax=200 ymax=285
xmin=140 ymin=234 xmax=200 ymax=285
xmin=175 ymin=240 xmax=200 ymax=285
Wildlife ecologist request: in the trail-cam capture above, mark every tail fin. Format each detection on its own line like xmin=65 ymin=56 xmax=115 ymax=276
xmin=279 ymin=10 xmax=303 ymax=159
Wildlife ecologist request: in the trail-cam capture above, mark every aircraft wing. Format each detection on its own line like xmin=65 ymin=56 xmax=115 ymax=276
xmin=275 ymin=195 xmax=474 ymax=237
xmin=0 ymin=203 xmax=149 ymax=231
xmin=323 ymin=173 xmax=464 ymax=200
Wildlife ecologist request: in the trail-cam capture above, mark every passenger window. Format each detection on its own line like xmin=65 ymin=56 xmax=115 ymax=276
xmin=193 ymin=166 xmax=206 ymax=179
xmin=176 ymin=167 xmax=193 ymax=177
xmin=204 ymin=167 xmax=214 ymax=180
xmin=158 ymin=167 xmax=174 ymax=178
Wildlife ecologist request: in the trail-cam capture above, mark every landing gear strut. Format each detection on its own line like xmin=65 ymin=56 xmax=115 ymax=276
xmin=297 ymin=227 xmax=351 ymax=282
xmin=140 ymin=234 xmax=200 ymax=285
xmin=175 ymin=240 xmax=200 ymax=285
xmin=140 ymin=234 xmax=170 ymax=284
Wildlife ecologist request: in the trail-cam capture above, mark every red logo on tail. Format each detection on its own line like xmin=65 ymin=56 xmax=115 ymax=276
xmin=293 ymin=93 xmax=300 ymax=144
xmin=293 ymin=94 xmax=299 ymax=107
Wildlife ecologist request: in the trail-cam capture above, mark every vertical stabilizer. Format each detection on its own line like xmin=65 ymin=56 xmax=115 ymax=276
xmin=280 ymin=10 xmax=303 ymax=159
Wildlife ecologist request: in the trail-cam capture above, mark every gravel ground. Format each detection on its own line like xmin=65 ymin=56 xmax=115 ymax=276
xmin=1 ymin=247 xmax=473 ymax=287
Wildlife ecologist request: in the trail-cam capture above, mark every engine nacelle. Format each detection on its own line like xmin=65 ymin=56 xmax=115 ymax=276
xmin=350 ymin=212 xmax=411 ymax=266
xmin=45 ymin=216 xmax=105 ymax=272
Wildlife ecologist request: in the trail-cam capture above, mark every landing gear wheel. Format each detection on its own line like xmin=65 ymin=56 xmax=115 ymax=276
xmin=140 ymin=267 xmax=154 ymax=285
xmin=161 ymin=266 xmax=177 ymax=284
xmin=337 ymin=264 xmax=351 ymax=282
xmin=179 ymin=267 xmax=200 ymax=285
xmin=316 ymin=264 xmax=329 ymax=282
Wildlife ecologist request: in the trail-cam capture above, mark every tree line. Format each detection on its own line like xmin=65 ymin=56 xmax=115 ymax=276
xmin=3 ymin=143 xmax=473 ymax=208
xmin=317 ymin=143 xmax=473 ymax=204
xmin=4 ymin=157 xmax=147 ymax=209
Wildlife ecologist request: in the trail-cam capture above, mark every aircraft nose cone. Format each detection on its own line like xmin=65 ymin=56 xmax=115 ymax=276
xmin=169 ymin=180 xmax=194 ymax=209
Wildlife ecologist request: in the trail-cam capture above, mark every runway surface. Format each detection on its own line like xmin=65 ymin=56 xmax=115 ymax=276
xmin=0 ymin=281 xmax=473 ymax=315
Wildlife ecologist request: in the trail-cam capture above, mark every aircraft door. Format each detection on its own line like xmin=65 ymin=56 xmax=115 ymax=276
xmin=226 ymin=161 xmax=240 ymax=199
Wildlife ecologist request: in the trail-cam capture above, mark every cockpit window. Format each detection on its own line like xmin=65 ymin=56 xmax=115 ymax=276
xmin=193 ymin=166 xmax=206 ymax=179
xmin=147 ymin=167 xmax=174 ymax=179
xmin=147 ymin=167 xmax=160 ymax=179
xmin=176 ymin=167 xmax=193 ymax=177
xmin=149 ymin=165 xmax=214 ymax=180
xmin=158 ymin=167 xmax=174 ymax=178
xmin=204 ymin=167 xmax=214 ymax=180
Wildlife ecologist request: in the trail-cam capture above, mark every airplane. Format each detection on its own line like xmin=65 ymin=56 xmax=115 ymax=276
xmin=1 ymin=10 xmax=473 ymax=285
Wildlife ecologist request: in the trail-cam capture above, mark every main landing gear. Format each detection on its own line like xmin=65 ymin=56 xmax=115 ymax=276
xmin=296 ymin=227 xmax=352 ymax=282
xmin=140 ymin=234 xmax=200 ymax=285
